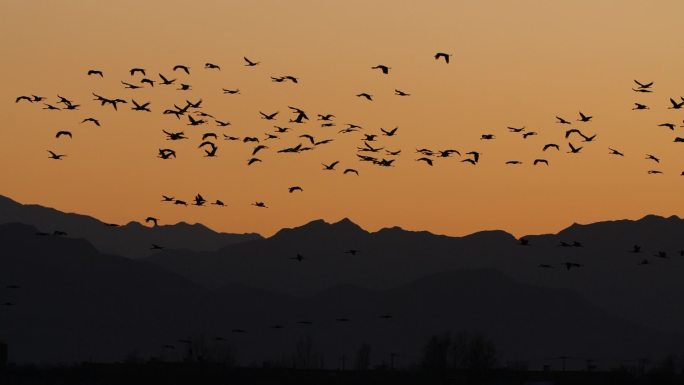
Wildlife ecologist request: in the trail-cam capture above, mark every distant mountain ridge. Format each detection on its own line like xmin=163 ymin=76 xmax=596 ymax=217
xmin=0 ymin=194 xmax=262 ymax=258
xmin=0 ymin=222 xmax=680 ymax=367
xmin=143 ymin=214 xmax=684 ymax=338
xmin=3 ymin=194 xmax=684 ymax=337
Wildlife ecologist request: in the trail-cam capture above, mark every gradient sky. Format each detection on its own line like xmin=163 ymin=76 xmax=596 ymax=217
xmin=1 ymin=0 xmax=683 ymax=237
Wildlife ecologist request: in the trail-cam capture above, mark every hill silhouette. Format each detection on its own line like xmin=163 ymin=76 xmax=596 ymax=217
xmin=0 ymin=195 xmax=261 ymax=258
xmin=0 ymin=222 xmax=680 ymax=368
xmin=143 ymin=215 xmax=684 ymax=337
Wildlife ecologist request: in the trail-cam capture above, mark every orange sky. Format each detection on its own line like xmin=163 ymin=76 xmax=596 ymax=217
xmin=1 ymin=0 xmax=683 ymax=237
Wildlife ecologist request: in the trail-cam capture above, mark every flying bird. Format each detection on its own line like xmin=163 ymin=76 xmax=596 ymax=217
xmin=322 ymin=161 xmax=340 ymax=170
xmin=243 ymin=57 xmax=260 ymax=66
xmin=567 ymin=143 xmax=583 ymax=154
xmin=416 ymin=157 xmax=433 ymax=166
xmin=260 ymin=111 xmax=279 ymax=120
xmin=434 ymin=52 xmax=452 ymax=63
xmin=371 ymin=64 xmax=390 ymax=74
xmin=577 ymin=111 xmax=593 ymax=122
xmin=55 ymin=131 xmax=72 ymax=139
xmin=173 ymin=65 xmax=190 ymax=74
xmin=556 ymin=116 xmax=571 ymax=124
xmin=608 ymin=148 xmax=624 ymax=156
xmin=87 ymin=69 xmax=103 ymax=77
xmin=634 ymin=80 xmax=654 ymax=89
xmin=47 ymin=150 xmax=65 ymax=160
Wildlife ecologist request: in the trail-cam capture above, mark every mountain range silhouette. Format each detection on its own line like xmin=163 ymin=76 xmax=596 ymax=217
xmin=1 ymin=195 xmax=683 ymax=368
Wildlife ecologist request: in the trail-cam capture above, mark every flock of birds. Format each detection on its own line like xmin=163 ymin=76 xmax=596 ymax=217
xmin=13 ymin=54 xmax=684 ymax=212
xmin=10 ymin=53 xmax=684 ymax=265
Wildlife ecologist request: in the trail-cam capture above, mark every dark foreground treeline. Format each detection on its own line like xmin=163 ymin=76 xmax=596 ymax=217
xmin=2 ymin=363 xmax=684 ymax=385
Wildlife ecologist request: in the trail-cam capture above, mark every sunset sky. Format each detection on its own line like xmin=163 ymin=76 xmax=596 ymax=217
xmin=1 ymin=0 xmax=683 ymax=237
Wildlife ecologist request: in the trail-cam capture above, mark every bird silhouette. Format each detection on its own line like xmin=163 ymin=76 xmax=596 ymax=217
xmin=205 ymin=62 xmax=221 ymax=70
xmin=121 ymin=81 xmax=142 ymax=89
xmin=15 ymin=95 xmax=33 ymax=103
xmin=533 ymin=159 xmax=549 ymax=166
xmin=543 ymin=143 xmax=560 ymax=151
xmin=130 ymin=68 xmax=145 ymax=76
xmin=556 ymin=116 xmax=571 ymax=124
xmin=55 ymin=131 xmax=72 ymax=139
xmin=212 ymin=200 xmax=226 ymax=206
xmin=356 ymin=93 xmax=373 ymax=101
xmin=87 ymin=69 xmax=103 ymax=77
xmin=434 ymin=52 xmax=452 ymax=63
xmin=645 ymin=154 xmax=660 ymax=163
xmin=567 ymin=143 xmax=583 ymax=154
xmin=344 ymin=168 xmax=359 ymax=175
xmin=260 ymin=111 xmax=279 ymax=120
xmin=131 ymin=100 xmax=151 ymax=112
xmin=173 ymin=65 xmax=190 ymax=74
xmin=465 ymin=151 xmax=480 ymax=163
xmin=47 ymin=150 xmax=65 ymax=160
xmin=371 ymin=65 xmax=390 ymax=74
xmin=658 ymin=123 xmax=676 ymax=130
xmin=158 ymin=73 xmax=176 ymax=85
xmin=322 ymin=161 xmax=340 ymax=170
xmin=668 ymin=98 xmax=684 ymax=109
xmin=416 ymin=157 xmax=433 ymax=166
xmin=193 ymin=194 xmax=206 ymax=206
xmin=577 ymin=112 xmax=593 ymax=122
xmin=158 ymin=149 xmax=176 ymax=159
xmin=145 ymin=217 xmax=159 ymax=227
xmin=243 ymin=57 xmax=260 ymax=66
xmin=634 ymin=80 xmax=654 ymax=89
xmin=151 ymin=244 xmax=164 ymax=250
xmin=395 ymin=89 xmax=410 ymax=96
xmin=632 ymin=103 xmax=649 ymax=110
xmin=252 ymin=202 xmax=267 ymax=208
xmin=381 ymin=127 xmax=399 ymax=136
xmin=609 ymin=148 xmax=624 ymax=156
xmin=252 ymin=144 xmax=268 ymax=155
xmin=288 ymin=186 xmax=303 ymax=193
xmin=562 ymin=262 xmax=583 ymax=270
xmin=141 ymin=78 xmax=155 ymax=87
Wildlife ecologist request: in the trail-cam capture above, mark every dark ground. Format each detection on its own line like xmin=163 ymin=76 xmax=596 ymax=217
xmin=0 ymin=363 xmax=682 ymax=385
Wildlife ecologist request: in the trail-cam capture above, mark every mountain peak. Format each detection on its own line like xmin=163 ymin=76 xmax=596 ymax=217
xmin=270 ymin=217 xmax=367 ymax=240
